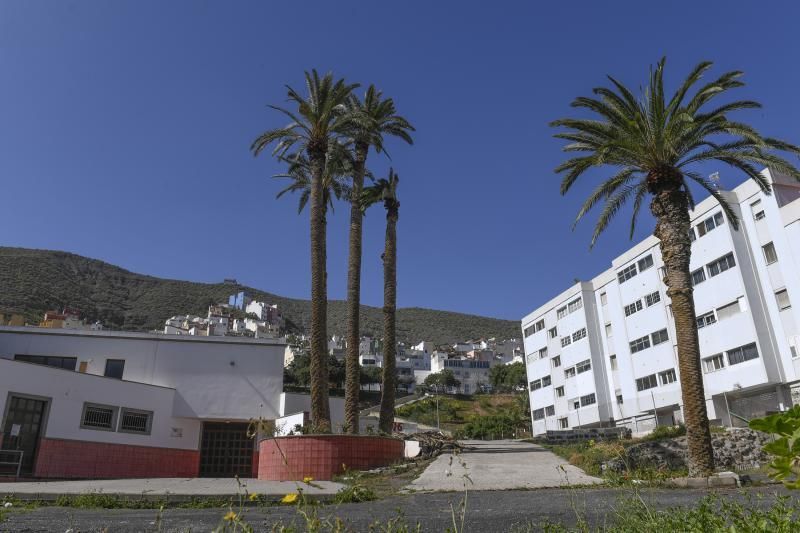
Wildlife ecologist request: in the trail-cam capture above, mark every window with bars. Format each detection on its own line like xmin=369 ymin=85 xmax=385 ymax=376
xmin=580 ymin=393 xmax=596 ymax=406
xmin=557 ymin=306 xmax=567 ymax=319
xmin=707 ymin=253 xmax=736 ymax=277
xmin=564 ymin=367 xmax=576 ymax=379
xmin=636 ymin=374 xmax=658 ymax=391
xmin=624 ymin=299 xmax=643 ymax=317
xmin=119 ymin=409 xmax=152 ymax=434
xmin=572 ymin=328 xmax=587 ymax=342
xmin=529 ymin=379 xmax=542 ymax=391
xmin=559 ymin=417 xmax=569 ymax=429
xmin=617 ymin=264 xmax=638 ymax=284
xmin=728 ymin=343 xmax=759 ymax=365
xmin=659 ymin=368 xmax=677 ymax=385
xmin=81 ymin=403 xmax=117 ymax=431
xmin=651 ymin=329 xmax=669 ymax=346
xmin=532 ymin=408 xmax=545 ymax=420
xmin=691 ymin=268 xmax=706 ymax=286
xmin=568 ymin=298 xmax=583 ymax=313
xmin=561 ymin=336 xmax=572 ymax=348
xmin=545 ymin=405 xmax=555 ymax=417
xmin=638 ymin=255 xmax=654 ymax=272
xmin=630 ymin=335 xmax=651 ymax=354
xmin=644 ymin=291 xmax=661 ymax=307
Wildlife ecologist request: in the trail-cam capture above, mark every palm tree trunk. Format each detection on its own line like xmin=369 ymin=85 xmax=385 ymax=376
xmin=344 ymin=142 xmax=369 ymax=434
xmin=651 ymin=186 xmax=714 ymax=477
xmin=378 ymin=204 xmax=398 ymax=434
xmin=308 ymin=145 xmax=331 ymax=432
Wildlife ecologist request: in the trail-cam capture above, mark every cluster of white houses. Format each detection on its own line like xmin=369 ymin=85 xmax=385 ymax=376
xmin=163 ymin=291 xmax=284 ymax=338
xmin=521 ymin=168 xmax=800 ymax=436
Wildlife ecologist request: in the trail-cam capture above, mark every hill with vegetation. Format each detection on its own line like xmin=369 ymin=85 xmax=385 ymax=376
xmin=0 ymin=247 xmax=520 ymax=345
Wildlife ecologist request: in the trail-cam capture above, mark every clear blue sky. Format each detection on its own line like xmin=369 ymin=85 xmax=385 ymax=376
xmin=2 ymin=1 xmax=799 ymax=322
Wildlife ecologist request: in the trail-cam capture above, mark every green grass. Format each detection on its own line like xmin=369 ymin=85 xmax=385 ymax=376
xmin=396 ymin=394 xmax=526 ymax=434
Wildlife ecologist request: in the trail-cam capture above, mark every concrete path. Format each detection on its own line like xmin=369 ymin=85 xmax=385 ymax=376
xmin=0 ymin=477 xmax=343 ymax=502
xmin=405 ymin=439 xmax=602 ymax=492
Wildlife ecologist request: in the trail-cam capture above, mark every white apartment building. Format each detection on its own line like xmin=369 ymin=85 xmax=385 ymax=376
xmin=522 ymin=168 xmax=800 ymax=436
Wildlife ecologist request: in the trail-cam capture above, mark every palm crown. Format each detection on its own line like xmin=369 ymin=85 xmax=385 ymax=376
xmin=345 ymin=85 xmax=415 ymax=154
xmin=273 ymin=143 xmax=354 ymax=214
xmin=362 ymin=168 xmax=400 ymax=212
xmin=551 ymin=58 xmax=800 ymax=246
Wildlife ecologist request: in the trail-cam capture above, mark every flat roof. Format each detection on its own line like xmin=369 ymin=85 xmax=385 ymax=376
xmin=0 ymin=325 xmax=286 ymax=347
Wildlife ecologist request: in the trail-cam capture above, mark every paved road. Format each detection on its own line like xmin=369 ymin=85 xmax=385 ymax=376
xmin=406 ymin=439 xmax=601 ymax=492
xmin=0 ymin=477 xmax=342 ymax=502
xmin=2 ymin=486 xmax=793 ymax=532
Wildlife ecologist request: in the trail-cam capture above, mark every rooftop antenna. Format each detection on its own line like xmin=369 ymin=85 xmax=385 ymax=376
xmin=709 ymin=172 xmax=721 ymax=190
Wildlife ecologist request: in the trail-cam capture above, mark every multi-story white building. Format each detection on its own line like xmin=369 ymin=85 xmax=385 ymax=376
xmin=522 ymin=168 xmax=800 ymax=436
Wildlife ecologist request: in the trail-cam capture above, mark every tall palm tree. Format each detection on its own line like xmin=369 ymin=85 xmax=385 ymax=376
xmin=551 ymin=58 xmax=800 ymax=476
xmin=252 ymin=70 xmax=358 ymax=432
xmin=363 ymin=169 xmax=401 ymax=434
xmin=343 ymin=87 xmax=414 ymax=434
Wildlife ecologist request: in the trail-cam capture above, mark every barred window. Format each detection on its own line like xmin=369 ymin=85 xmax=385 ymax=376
xmin=559 ymin=417 xmax=569 ymax=429
xmin=696 ymin=311 xmax=716 ymax=329
xmin=561 ymin=336 xmax=572 ymax=348
xmin=637 ymin=255 xmax=654 ymax=272
xmin=81 ymin=403 xmax=117 ymax=431
xmin=617 ymin=264 xmax=638 ymax=284
xmin=624 ymin=299 xmax=643 ymax=317
xmin=651 ymin=328 xmax=669 ymax=346
xmin=703 ymin=354 xmax=725 ymax=373
xmin=530 ymin=379 xmax=542 ymax=391
xmin=659 ymin=368 xmax=677 ymax=385
xmin=532 ymin=408 xmax=545 ymax=421
xmin=119 ymin=409 xmax=152 ymax=435
xmin=644 ymin=291 xmax=661 ymax=307
xmin=707 ymin=253 xmax=736 ymax=278
xmin=557 ymin=306 xmax=567 ymax=319
xmin=580 ymin=393 xmax=596 ymax=407
xmin=545 ymin=405 xmax=555 ymax=417
xmin=636 ymin=374 xmax=658 ymax=391
xmin=576 ymin=359 xmax=591 ymax=374
xmin=629 ymin=335 xmax=651 ymax=354
xmin=568 ymin=298 xmax=583 ymax=313
xmin=728 ymin=343 xmax=759 ymax=365
xmin=564 ymin=367 xmax=576 ymax=379
xmin=572 ymin=328 xmax=587 ymax=342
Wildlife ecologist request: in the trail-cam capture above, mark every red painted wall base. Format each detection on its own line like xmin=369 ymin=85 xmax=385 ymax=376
xmin=258 ymin=435 xmax=405 ymax=481
xmin=35 ymin=438 xmax=200 ymax=478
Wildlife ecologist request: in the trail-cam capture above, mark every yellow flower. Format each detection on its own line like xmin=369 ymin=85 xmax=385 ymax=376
xmin=281 ymin=493 xmax=299 ymax=505
xmin=248 ymin=492 xmax=260 ymax=502
xmin=223 ymin=511 xmax=237 ymax=521
xmin=303 ymin=476 xmax=314 ymax=484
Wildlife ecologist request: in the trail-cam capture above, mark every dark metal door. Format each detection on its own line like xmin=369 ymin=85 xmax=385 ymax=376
xmin=199 ymin=422 xmax=253 ymax=478
xmin=2 ymin=396 xmax=48 ymax=475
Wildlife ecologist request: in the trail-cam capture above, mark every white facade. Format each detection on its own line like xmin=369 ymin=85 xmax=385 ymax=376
xmin=522 ymin=169 xmax=800 ymax=436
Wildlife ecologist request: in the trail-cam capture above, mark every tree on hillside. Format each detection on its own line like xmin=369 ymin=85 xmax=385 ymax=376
xmin=489 ymin=362 xmax=527 ymax=392
xmin=551 ymin=58 xmax=800 ymax=476
xmin=363 ymin=169 xmax=402 ymax=433
xmin=252 ymin=70 xmax=358 ymax=432
xmin=422 ymin=369 xmax=461 ymax=393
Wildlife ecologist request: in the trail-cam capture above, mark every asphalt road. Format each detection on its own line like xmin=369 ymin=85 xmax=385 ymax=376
xmin=2 ymin=486 xmax=795 ymax=532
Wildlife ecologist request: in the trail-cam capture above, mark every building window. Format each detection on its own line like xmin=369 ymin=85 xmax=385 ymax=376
xmin=716 ymin=300 xmax=741 ymax=320
xmin=529 ymin=379 xmax=541 ymax=391
xmin=576 ymin=359 xmax=591 ymax=374
xmin=104 ymin=359 xmax=125 ymax=380
xmin=539 ymin=347 xmax=548 ymax=358
xmin=791 ymin=345 xmax=798 ymax=359
xmin=727 ymin=342 xmax=759 ymax=366
xmin=570 ymin=399 xmax=580 ymax=410
xmin=696 ymin=311 xmax=716 ymax=329
xmin=617 ymin=264 xmax=638 ymax=284
xmin=776 ymin=289 xmax=792 ymax=311
xmin=751 ymin=200 xmax=765 ymax=221
xmin=557 ymin=306 xmax=568 ymax=319
xmin=707 ymin=253 xmax=736 ymax=278
xmin=636 ymin=374 xmax=658 ymax=391
xmin=545 ymin=405 xmax=555 ymax=417
xmin=637 ymin=254 xmax=654 ymax=272
xmin=564 ymin=367 xmax=576 ymax=379
xmin=14 ymin=354 xmax=78 ymax=371
xmin=559 ymin=417 xmax=569 ymax=429
xmin=524 ymin=319 xmax=545 ymax=337
xmin=689 ymin=228 xmax=696 ymax=242
xmin=572 ymin=328 xmax=587 ymax=342
xmin=81 ymin=403 xmax=118 ymax=431
xmin=659 ymin=368 xmax=677 ymax=385
xmin=580 ymin=393 xmax=596 ymax=407
xmin=119 ymin=408 xmax=153 ymax=435
xmin=651 ymin=329 xmax=669 ymax=346
xmin=532 ymin=408 xmax=545 ymax=421
xmin=527 ymin=353 xmax=537 ymax=364
xmin=568 ymin=297 xmax=583 ymax=313
xmin=542 ymin=375 xmax=552 ymax=387
xmin=549 ymin=327 xmax=558 ymax=339
xmin=644 ymin=291 xmax=661 ymax=307
xmin=600 ymin=292 xmax=608 ymax=306
xmin=605 ymin=323 xmax=613 ymax=337
xmin=610 ymin=354 xmax=618 ymax=371
xmin=561 ymin=336 xmax=572 ymax=348
xmin=624 ymin=299 xmax=643 ymax=317
xmin=552 ymin=356 xmax=561 ymax=368
xmin=697 ymin=211 xmax=724 ymax=237
xmin=702 ymin=353 xmax=725 ymax=373
xmin=629 ymin=335 xmax=651 ymax=354
xmin=691 ymin=268 xmax=706 ymax=286
xmin=555 ymin=386 xmax=565 ymax=397
xmin=763 ymin=242 xmax=778 ymax=265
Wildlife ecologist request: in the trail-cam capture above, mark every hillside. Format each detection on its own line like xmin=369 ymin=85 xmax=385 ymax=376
xmin=0 ymin=247 xmax=520 ymax=345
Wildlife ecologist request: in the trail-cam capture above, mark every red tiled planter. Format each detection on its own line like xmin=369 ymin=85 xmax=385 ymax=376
xmin=258 ymin=435 xmax=404 ymax=481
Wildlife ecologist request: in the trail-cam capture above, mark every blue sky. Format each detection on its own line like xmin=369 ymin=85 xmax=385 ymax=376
xmin=1 ymin=1 xmax=799 ymax=322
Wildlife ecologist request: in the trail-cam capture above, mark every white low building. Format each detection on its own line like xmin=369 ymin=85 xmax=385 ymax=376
xmin=522 ymin=168 xmax=800 ymax=436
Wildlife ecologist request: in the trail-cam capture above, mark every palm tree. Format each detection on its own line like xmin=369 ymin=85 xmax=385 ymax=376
xmin=551 ymin=58 xmax=800 ymax=476
xmin=252 ymin=70 xmax=358 ymax=432
xmin=363 ymin=169 xmax=401 ymax=434
xmin=342 ymin=87 xmax=414 ymax=434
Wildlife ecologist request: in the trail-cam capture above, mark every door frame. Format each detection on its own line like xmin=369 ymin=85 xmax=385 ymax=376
xmin=1 ymin=392 xmax=52 ymax=474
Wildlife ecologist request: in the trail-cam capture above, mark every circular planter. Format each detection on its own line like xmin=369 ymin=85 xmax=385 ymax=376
xmin=258 ymin=434 xmax=405 ymax=481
